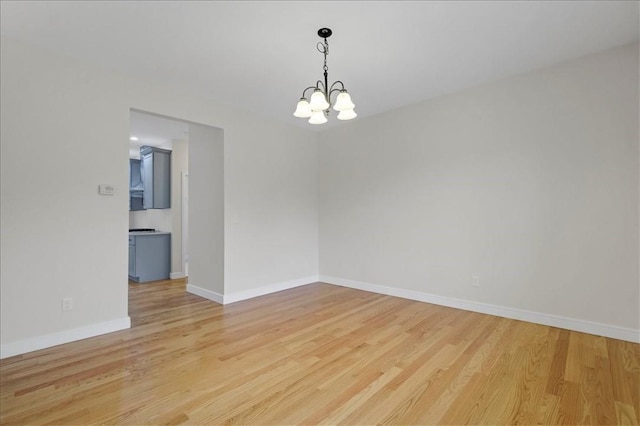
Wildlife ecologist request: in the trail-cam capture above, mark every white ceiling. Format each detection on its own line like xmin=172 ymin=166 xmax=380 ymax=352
xmin=129 ymin=110 xmax=189 ymax=158
xmin=1 ymin=1 xmax=638 ymax=131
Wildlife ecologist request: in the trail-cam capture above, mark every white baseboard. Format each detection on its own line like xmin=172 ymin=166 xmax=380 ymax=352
xmin=186 ymin=284 xmax=224 ymax=304
xmin=170 ymin=272 xmax=186 ymax=280
xmin=320 ymin=275 xmax=640 ymax=344
xmin=0 ymin=316 xmax=131 ymax=359
xmin=187 ymin=276 xmax=319 ymax=305
xmin=224 ymin=275 xmax=319 ymax=304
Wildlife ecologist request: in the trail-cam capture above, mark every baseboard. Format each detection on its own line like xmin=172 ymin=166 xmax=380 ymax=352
xmin=170 ymin=272 xmax=185 ymax=280
xmin=186 ymin=276 xmax=319 ymax=305
xmin=186 ymin=284 xmax=224 ymax=304
xmin=320 ymin=275 xmax=640 ymax=343
xmin=223 ymin=275 xmax=320 ymax=304
xmin=0 ymin=316 xmax=131 ymax=359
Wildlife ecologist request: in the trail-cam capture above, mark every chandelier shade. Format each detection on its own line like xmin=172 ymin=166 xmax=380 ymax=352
xmin=337 ymin=108 xmax=357 ymax=121
xmin=309 ymin=89 xmax=330 ymax=111
xmin=309 ymin=110 xmax=328 ymax=124
xmin=333 ymin=91 xmax=355 ymax=111
xmin=293 ymin=98 xmax=312 ymax=118
xmin=293 ymin=28 xmax=357 ymax=125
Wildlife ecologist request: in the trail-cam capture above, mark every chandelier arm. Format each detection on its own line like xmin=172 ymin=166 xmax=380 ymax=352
xmin=301 ymin=86 xmax=318 ymax=98
xmin=316 ymin=80 xmax=327 ymax=92
xmin=329 ymin=81 xmax=346 ymax=92
xmin=328 ymin=88 xmax=343 ymax=102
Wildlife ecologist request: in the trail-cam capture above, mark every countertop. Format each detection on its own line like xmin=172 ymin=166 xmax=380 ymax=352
xmin=129 ymin=231 xmax=171 ymax=236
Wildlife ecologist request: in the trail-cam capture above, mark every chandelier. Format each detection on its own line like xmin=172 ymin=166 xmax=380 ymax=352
xmin=293 ymin=28 xmax=357 ymax=124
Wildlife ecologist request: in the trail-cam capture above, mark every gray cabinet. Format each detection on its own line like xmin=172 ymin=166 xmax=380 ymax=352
xmin=141 ymin=146 xmax=171 ymax=209
xmin=129 ymin=159 xmax=145 ymax=211
xmin=128 ymin=239 xmax=137 ymax=277
xmin=128 ymin=233 xmax=171 ymax=283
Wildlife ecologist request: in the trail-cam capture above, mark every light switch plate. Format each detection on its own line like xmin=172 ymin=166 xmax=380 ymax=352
xmin=98 ymin=184 xmax=115 ymax=195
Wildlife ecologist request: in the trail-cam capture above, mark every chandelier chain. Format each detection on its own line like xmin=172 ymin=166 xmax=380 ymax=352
xmin=324 ymin=39 xmax=329 ymax=73
xmin=317 ymin=39 xmax=329 ymax=73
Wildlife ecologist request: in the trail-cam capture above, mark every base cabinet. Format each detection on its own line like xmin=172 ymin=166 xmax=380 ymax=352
xmin=128 ymin=233 xmax=171 ymax=283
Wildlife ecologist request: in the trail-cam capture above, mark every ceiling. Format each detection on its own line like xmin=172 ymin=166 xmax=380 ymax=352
xmin=1 ymin=1 xmax=638 ymax=131
xmin=129 ymin=110 xmax=189 ymax=158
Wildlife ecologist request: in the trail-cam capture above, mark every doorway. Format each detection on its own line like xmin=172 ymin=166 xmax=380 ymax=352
xmin=128 ymin=110 xmax=190 ymax=282
xmin=127 ymin=109 xmax=225 ymax=307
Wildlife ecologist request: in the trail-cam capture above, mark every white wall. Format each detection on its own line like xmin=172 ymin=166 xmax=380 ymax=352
xmin=188 ymin=123 xmax=224 ymax=296
xmin=3 ymin=33 xmax=635 ymax=358
xmin=171 ymin=138 xmax=188 ymax=275
xmin=319 ymin=43 xmax=639 ymax=340
xmin=223 ymin=114 xmax=320 ymax=296
xmin=0 ymin=38 xmax=131 ymax=356
xmin=0 ymin=36 xmax=319 ymax=357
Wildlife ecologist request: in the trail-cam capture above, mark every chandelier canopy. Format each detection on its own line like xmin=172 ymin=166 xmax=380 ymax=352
xmin=293 ymin=28 xmax=357 ymax=124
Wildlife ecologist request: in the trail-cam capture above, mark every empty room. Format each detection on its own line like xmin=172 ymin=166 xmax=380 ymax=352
xmin=1 ymin=1 xmax=638 ymax=425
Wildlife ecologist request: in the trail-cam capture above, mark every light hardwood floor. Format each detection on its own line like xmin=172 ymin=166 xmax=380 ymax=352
xmin=1 ymin=279 xmax=638 ymax=425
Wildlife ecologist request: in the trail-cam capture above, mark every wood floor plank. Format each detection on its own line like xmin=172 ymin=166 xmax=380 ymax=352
xmin=1 ymin=279 xmax=638 ymax=425
xmin=418 ymin=317 xmax=511 ymax=424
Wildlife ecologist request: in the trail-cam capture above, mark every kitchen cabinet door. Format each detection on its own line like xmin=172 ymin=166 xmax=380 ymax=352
xmin=141 ymin=146 xmax=171 ymax=209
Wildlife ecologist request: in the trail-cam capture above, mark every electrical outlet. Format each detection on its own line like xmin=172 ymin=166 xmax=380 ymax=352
xmin=472 ymin=275 xmax=480 ymax=288
xmin=62 ymin=297 xmax=73 ymax=311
